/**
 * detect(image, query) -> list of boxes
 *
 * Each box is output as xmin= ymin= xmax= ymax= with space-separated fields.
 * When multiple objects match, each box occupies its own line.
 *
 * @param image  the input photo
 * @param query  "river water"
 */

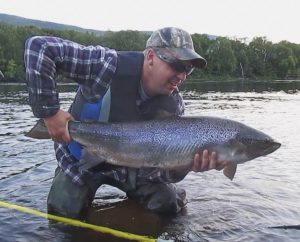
xmin=0 ymin=80 xmax=300 ymax=242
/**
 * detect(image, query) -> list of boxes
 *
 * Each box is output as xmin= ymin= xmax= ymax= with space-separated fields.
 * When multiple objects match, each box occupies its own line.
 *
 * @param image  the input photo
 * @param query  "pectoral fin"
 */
xmin=223 ymin=163 xmax=237 ymax=180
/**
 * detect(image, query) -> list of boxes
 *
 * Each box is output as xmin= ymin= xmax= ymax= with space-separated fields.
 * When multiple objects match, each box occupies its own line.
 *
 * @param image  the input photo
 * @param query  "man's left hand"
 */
xmin=192 ymin=150 xmax=228 ymax=172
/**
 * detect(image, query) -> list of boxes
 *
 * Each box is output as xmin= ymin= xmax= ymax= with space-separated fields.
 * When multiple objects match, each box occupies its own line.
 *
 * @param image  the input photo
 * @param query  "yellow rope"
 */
xmin=0 ymin=200 xmax=156 ymax=242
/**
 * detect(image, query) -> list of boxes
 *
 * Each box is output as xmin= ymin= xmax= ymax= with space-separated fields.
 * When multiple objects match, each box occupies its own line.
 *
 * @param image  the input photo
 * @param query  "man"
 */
xmin=24 ymin=27 xmax=228 ymax=219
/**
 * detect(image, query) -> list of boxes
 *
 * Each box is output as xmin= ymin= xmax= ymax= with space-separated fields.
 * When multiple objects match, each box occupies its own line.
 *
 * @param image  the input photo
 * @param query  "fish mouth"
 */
xmin=240 ymin=138 xmax=281 ymax=161
xmin=262 ymin=141 xmax=281 ymax=156
xmin=247 ymin=140 xmax=281 ymax=159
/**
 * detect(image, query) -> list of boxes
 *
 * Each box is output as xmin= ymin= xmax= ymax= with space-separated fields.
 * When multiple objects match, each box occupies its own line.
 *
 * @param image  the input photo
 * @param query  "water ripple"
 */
xmin=1 ymin=83 xmax=300 ymax=241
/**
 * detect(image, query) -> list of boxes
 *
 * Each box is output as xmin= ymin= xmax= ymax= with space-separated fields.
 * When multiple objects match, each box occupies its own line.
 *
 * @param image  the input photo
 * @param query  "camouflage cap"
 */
xmin=146 ymin=27 xmax=207 ymax=68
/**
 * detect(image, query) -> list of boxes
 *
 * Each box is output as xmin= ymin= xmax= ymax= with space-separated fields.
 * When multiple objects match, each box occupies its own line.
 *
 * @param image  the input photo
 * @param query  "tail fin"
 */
xmin=26 ymin=119 xmax=51 ymax=139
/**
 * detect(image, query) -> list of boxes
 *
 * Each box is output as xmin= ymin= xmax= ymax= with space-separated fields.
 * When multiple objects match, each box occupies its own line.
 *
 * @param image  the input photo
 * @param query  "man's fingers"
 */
xmin=200 ymin=150 xmax=209 ymax=170
xmin=57 ymin=131 xmax=71 ymax=144
xmin=62 ymin=131 xmax=71 ymax=144
xmin=192 ymin=151 xmax=229 ymax=173
xmin=49 ymin=129 xmax=71 ymax=144
xmin=192 ymin=153 xmax=201 ymax=171
xmin=208 ymin=151 xmax=217 ymax=170
xmin=64 ymin=118 xmax=72 ymax=143
xmin=44 ymin=110 xmax=73 ymax=144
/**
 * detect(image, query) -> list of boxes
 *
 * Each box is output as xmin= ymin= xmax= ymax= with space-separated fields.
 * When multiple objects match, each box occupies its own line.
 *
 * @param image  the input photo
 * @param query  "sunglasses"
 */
xmin=154 ymin=49 xmax=194 ymax=75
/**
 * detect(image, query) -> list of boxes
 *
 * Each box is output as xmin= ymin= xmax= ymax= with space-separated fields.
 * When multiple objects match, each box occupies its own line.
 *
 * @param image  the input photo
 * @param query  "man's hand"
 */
xmin=191 ymin=150 xmax=228 ymax=172
xmin=43 ymin=110 xmax=73 ymax=144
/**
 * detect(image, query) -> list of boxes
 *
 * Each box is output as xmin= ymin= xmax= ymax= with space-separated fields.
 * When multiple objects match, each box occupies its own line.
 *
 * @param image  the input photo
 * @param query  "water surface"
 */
xmin=0 ymin=80 xmax=300 ymax=241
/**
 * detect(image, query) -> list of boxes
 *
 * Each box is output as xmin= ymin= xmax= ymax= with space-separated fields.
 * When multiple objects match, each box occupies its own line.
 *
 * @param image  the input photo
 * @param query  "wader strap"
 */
xmin=98 ymin=87 xmax=111 ymax=123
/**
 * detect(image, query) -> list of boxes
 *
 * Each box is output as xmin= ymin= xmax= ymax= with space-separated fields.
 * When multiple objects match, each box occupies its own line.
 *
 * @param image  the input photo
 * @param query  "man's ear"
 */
xmin=145 ymin=48 xmax=155 ymax=66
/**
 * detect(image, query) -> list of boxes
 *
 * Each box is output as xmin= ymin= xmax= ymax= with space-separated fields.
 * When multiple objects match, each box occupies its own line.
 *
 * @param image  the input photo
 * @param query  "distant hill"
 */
xmin=0 ymin=13 xmax=105 ymax=36
xmin=0 ymin=13 xmax=217 ymax=40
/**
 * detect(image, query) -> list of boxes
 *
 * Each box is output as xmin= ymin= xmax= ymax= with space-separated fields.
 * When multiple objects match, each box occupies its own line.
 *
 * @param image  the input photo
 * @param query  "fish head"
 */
xmin=219 ymin=125 xmax=281 ymax=180
xmin=235 ymin=127 xmax=281 ymax=163
xmin=239 ymin=138 xmax=281 ymax=161
xmin=219 ymin=131 xmax=280 ymax=180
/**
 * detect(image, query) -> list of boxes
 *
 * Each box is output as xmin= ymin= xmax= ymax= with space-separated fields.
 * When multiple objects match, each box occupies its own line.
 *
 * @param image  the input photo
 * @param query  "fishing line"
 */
xmin=0 ymin=200 xmax=156 ymax=242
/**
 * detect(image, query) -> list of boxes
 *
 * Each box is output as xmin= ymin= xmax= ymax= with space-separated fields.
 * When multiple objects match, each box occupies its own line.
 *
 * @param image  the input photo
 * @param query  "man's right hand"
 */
xmin=43 ymin=110 xmax=73 ymax=144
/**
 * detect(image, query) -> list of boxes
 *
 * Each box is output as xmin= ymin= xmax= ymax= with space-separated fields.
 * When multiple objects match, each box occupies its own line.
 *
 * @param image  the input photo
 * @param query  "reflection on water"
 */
xmin=0 ymin=80 xmax=300 ymax=242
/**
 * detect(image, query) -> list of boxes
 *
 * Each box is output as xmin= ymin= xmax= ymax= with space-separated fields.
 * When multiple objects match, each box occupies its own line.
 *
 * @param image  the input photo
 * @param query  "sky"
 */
xmin=0 ymin=0 xmax=299 ymax=44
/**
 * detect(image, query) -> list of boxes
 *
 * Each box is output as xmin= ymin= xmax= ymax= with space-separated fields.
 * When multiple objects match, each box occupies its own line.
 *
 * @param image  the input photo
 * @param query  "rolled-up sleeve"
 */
xmin=24 ymin=36 xmax=117 ymax=118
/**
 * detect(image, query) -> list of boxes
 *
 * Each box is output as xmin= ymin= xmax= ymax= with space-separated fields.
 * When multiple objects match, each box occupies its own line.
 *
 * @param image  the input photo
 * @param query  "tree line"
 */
xmin=0 ymin=22 xmax=299 ymax=82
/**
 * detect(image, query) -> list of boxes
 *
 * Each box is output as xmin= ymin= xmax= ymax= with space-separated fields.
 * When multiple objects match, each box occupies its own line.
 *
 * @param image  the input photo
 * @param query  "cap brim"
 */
xmin=167 ymin=47 xmax=207 ymax=68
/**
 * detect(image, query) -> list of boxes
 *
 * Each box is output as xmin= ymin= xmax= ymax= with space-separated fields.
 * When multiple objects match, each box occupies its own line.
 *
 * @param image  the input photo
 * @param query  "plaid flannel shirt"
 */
xmin=25 ymin=36 xmax=188 ymax=185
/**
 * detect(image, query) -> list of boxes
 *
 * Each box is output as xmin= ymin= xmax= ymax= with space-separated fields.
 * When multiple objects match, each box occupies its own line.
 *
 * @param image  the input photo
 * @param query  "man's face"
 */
xmin=143 ymin=49 xmax=193 ymax=96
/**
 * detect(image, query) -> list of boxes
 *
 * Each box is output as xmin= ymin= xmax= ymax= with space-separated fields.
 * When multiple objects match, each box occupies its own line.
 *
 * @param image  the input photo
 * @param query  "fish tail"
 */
xmin=26 ymin=119 xmax=51 ymax=139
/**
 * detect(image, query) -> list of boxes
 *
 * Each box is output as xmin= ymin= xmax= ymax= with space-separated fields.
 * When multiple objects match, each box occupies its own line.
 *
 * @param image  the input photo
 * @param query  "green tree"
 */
xmin=1 ymin=21 xmax=300 ymax=82
xmin=247 ymin=37 xmax=274 ymax=79
xmin=190 ymin=34 xmax=213 ymax=79
xmin=270 ymin=41 xmax=297 ymax=79
xmin=4 ymin=59 xmax=17 ymax=79
xmin=206 ymin=37 xmax=237 ymax=77
xmin=102 ymin=30 xmax=147 ymax=50
xmin=231 ymin=39 xmax=250 ymax=79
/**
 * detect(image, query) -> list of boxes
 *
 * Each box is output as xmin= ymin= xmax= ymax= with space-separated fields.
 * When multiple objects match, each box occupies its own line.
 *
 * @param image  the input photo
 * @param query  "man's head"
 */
xmin=142 ymin=27 xmax=207 ymax=97
xmin=146 ymin=27 xmax=207 ymax=69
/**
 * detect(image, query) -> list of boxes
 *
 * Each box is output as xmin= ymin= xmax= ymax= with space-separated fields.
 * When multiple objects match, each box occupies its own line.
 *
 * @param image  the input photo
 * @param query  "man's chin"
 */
xmin=162 ymin=88 xmax=174 ymax=96
xmin=167 ymin=85 xmax=178 ymax=93
xmin=153 ymin=86 xmax=176 ymax=96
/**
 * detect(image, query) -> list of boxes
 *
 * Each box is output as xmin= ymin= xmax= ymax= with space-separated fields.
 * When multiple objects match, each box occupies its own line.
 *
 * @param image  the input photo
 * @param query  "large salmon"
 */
xmin=26 ymin=116 xmax=281 ymax=180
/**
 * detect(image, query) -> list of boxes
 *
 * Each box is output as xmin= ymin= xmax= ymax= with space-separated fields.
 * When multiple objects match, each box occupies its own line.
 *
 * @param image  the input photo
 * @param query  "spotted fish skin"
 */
xmin=26 ymin=116 xmax=281 ymax=178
